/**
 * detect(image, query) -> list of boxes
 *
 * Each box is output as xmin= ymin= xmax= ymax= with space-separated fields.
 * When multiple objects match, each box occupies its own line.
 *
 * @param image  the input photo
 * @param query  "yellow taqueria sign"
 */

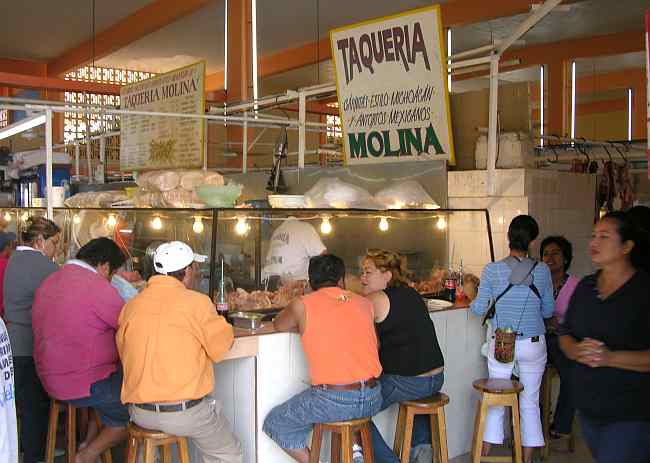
xmin=330 ymin=6 xmax=455 ymax=165
xmin=120 ymin=62 xmax=205 ymax=171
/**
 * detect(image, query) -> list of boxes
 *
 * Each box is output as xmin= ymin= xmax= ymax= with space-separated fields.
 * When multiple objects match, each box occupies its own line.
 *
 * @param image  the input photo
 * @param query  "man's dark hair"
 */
xmin=164 ymin=267 xmax=189 ymax=282
xmin=308 ymin=254 xmax=345 ymax=291
xmin=76 ymin=237 xmax=126 ymax=273
xmin=508 ymin=215 xmax=539 ymax=252
xmin=540 ymin=236 xmax=573 ymax=272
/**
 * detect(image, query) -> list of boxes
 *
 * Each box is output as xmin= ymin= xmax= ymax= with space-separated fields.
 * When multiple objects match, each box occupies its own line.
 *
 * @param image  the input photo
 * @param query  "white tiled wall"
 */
xmin=448 ymin=170 xmax=597 ymax=278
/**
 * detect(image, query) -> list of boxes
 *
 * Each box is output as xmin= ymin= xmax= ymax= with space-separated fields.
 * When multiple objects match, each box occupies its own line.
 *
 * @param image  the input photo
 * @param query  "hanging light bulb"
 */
xmin=3 ymin=212 xmax=11 ymax=222
xmin=106 ymin=214 xmax=117 ymax=228
xmin=21 ymin=212 xmax=29 ymax=222
xmin=320 ymin=217 xmax=332 ymax=235
xmin=235 ymin=217 xmax=249 ymax=236
xmin=73 ymin=214 xmax=81 ymax=224
xmin=378 ymin=217 xmax=389 ymax=232
xmin=436 ymin=216 xmax=447 ymax=230
xmin=193 ymin=216 xmax=205 ymax=234
xmin=151 ymin=216 xmax=163 ymax=230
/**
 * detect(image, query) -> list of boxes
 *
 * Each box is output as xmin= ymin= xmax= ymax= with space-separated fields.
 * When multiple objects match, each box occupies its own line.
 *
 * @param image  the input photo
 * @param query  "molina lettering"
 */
xmin=337 ymin=21 xmax=432 ymax=84
xmin=348 ymin=125 xmax=445 ymax=159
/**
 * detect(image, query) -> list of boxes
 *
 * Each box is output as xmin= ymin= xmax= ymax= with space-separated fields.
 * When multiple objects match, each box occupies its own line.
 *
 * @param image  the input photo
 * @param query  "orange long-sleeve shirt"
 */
xmin=116 ymin=276 xmax=234 ymax=404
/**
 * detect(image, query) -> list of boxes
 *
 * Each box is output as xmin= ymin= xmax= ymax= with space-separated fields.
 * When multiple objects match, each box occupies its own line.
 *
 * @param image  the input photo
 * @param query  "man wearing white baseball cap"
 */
xmin=117 ymin=241 xmax=242 ymax=463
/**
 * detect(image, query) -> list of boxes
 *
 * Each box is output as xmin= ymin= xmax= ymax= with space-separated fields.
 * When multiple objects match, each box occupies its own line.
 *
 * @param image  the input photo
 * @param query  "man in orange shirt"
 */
xmin=263 ymin=254 xmax=382 ymax=463
xmin=116 ymin=241 xmax=242 ymax=463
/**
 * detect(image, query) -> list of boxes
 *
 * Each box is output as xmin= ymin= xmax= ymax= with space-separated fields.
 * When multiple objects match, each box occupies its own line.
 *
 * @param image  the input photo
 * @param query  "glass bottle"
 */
xmin=216 ymin=258 xmax=230 ymax=316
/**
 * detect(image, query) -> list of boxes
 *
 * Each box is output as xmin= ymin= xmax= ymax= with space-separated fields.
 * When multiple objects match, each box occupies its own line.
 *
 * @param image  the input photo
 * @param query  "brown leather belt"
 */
xmin=319 ymin=378 xmax=378 ymax=391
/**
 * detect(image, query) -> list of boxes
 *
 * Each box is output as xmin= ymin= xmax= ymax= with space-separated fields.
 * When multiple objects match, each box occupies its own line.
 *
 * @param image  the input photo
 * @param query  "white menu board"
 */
xmin=120 ymin=62 xmax=205 ymax=171
xmin=330 ymin=6 xmax=454 ymax=165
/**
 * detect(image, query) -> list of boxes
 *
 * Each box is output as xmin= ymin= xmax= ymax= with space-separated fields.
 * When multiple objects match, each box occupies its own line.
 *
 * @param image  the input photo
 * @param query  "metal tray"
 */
xmin=228 ymin=311 xmax=266 ymax=330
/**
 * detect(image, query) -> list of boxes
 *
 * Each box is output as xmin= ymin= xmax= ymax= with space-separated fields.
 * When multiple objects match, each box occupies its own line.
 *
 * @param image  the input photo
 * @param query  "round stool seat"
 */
xmin=473 ymin=378 xmax=523 ymax=394
xmin=127 ymin=422 xmax=176 ymax=440
xmin=320 ymin=417 xmax=371 ymax=428
xmin=402 ymin=393 xmax=450 ymax=409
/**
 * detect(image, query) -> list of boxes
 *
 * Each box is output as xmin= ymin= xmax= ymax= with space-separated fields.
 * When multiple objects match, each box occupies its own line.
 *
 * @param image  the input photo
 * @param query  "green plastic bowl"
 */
xmin=195 ymin=183 xmax=243 ymax=207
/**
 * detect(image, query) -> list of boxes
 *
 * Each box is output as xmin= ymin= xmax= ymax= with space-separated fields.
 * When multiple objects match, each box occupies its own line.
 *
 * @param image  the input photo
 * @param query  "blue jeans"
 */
xmin=371 ymin=372 xmax=444 ymax=463
xmin=578 ymin=413 xmax=650 ymax=463
xmin=67 ymin=369 xmax=129 ymax=427
xmin=263 ymin=383 xmax=382 ymax=450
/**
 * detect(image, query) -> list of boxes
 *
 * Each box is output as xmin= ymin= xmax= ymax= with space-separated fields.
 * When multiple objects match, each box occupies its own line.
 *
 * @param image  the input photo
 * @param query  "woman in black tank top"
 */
xmin=360 ymin=250 xmax=445 ymax=462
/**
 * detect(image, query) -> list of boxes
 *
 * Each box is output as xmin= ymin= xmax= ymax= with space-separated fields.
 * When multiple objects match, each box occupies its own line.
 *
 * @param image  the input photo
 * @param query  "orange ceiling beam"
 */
xmin=0 ymin=58 xmax=47 ymax=77
xmin=576 ymin=98 xmax=627 ymax=115
xmin=0 ymin=71 xmax=120 ymax=95
xmin=203 ymin=0 xmax=591 ymax=91
xmin=529 ymin=68 xmax=646 ymax=100
xmin=454 ymin=30 xmax=644 ymax=82
xmin=531 ymin=98 xmax=628 ymax=119
xmin=47 ymin=0 xmax=215 ymax=77
xmin=501 ymin=30 xmax=644 ymax=67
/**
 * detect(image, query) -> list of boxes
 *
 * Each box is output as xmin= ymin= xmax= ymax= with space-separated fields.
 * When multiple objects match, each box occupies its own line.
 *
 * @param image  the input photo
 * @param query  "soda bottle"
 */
xmin=216 ymin=258 xmax=229 ymax=316
xmin=444 ymin=264 xmax=456 ymax=303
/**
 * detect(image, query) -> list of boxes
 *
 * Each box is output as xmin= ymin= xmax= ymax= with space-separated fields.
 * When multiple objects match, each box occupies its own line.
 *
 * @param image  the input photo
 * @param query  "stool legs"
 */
xmin=45 ymin=400 xmax=60 ymax=463
xmin=511 ymin=397 xmax=523 ymax=463
xmin=309 ymin=425 xmax=323 ymax=463
xmin=393 ymin=405 xmax=407 ymax=457
xmin=471 ymin=399 xmax=489 ymax=463
xmin=431 ymin=408 xmax=449 ymax=463
xmin=331 ymin=432 xmax=342 ymax=463
xmin=359 ymin=425 xmax=374 ymax=463
xmin=471 ymin=393 xmax=523 ymax=463
xmin=126 ymin=435 xmax=138 ymax=463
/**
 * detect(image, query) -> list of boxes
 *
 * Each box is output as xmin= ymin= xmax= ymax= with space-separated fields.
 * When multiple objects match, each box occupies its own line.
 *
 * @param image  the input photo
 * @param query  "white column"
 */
xmin=45 ymin=109 xmax=53 ymax=220
xmin=242 ymin=112 xmax=248 ymax=174
xmin=487 ymin=54 xmax=499 ymax=197
xmin=298 ymin=91 xmax=306 ymax=169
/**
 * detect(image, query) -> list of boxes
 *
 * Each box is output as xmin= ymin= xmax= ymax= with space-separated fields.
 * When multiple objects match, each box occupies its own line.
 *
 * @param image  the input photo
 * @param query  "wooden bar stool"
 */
xmin=540 ymin=365 xmax=575 ymax=460
xmin=45 ymin=400 xmax=113 ymax=463
xmin=310 ymin=417 xmax=374 ymax=463
xmin=126 ymin=422 xmax=191 ymax=463
xmin=393 ymin=393 xmax=450 ymax=463
xmin=471 ymin=379 xmax=524 ymax=463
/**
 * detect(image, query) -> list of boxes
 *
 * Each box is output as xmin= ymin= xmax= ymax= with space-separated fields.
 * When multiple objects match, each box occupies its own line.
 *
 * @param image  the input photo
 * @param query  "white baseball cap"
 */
xmin=153 ymin=241 xmax=208 ymax=275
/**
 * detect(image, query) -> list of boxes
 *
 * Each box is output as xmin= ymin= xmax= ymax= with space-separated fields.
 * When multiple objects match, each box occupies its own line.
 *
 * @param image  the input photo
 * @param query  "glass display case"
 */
xmin=3 ymin=207 xmax=494 ymax=303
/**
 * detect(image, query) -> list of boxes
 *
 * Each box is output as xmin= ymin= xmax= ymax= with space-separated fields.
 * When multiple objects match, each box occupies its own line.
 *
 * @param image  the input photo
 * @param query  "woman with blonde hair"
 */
xmin=361 ymin=249 xmax=444 ymax=463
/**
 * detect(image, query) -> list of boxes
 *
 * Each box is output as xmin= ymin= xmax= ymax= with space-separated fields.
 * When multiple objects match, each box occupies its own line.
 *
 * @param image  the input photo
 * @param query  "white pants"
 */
xmin=484 ymin=335 xmax=547 ymax=448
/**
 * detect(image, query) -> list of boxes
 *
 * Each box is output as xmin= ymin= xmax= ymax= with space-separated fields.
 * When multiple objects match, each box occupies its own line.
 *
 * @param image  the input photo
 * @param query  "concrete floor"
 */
xmin=450 ymin=432 xmax=594 ymax=463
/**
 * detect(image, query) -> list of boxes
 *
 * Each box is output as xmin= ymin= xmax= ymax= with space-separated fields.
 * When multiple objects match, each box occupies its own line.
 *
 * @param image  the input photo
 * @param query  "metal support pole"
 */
xmin=45 ymin=109 xmax=53 ymax=220
xmin=99 ymin=136 xmax=106 ymax=184
xmin=86 ymin=123 xmax=92 ymax=183
xmin=487 ymin=54 xmax=499 ymax=197
xmin=74 ymin=144 xmax=80 ymax=179
xmin=298 ymin=91 xmax=306 ymax=169
xmin=242 ymin=112 xmax=248 ymax=174
xmin=203 ymin=120 xmax=208 ymax=171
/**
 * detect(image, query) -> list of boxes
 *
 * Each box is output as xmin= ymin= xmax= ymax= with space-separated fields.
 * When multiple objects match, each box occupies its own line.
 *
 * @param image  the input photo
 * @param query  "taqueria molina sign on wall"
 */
xmin=120 ymin=62 xmax=205 ymax=171
xmin=330 ymin=5 xmax=455 ymax=165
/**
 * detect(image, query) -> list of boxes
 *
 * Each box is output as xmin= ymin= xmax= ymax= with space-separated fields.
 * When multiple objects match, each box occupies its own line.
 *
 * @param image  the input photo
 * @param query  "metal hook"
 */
xmin=603 ymin=145 xmax=613 ymax=162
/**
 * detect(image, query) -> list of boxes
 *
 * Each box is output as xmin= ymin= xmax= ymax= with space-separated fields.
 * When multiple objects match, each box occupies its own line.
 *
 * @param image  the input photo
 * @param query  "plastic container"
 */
xmin=195 ymin=183 xmax=243 ymax=207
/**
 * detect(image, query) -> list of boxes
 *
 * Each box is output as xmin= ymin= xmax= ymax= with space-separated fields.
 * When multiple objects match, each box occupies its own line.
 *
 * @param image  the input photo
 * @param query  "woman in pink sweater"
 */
xmin=541 ymin=236 xmax=580 ymax=437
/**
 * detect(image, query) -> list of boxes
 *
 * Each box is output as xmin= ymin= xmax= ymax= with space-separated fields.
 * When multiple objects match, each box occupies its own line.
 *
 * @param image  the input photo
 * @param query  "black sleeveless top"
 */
xmin=375 ymin=286 xmax=444 ymax=376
